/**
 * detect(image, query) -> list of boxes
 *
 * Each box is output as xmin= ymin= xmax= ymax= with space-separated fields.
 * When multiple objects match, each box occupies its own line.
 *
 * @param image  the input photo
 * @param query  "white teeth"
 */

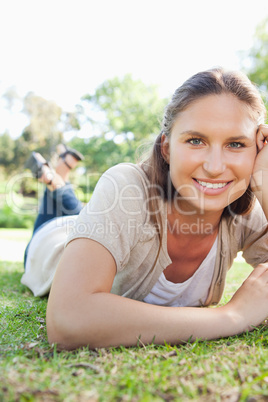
xmin=196 ymin=179 xmax=228 ymax=189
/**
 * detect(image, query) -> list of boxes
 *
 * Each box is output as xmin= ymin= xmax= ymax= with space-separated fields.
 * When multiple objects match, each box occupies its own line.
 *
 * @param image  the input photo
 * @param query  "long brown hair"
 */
xmin=141 ymin=68 xmax=266 ymax=240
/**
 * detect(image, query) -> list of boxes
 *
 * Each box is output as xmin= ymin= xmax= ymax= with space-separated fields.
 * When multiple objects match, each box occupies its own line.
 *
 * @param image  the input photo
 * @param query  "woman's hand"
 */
xmin=250 ymin=124 xmax=268 ymax=219
xmin=225 ymin=264 xmax=268 ymax=331
xmin=251 ymin=124 xmax=268 ymax=189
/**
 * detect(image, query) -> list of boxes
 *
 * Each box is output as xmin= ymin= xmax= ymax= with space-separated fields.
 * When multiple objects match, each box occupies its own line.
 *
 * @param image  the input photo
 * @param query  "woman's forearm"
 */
xmin=46 ymin=243 xmax=268 ymax=350
xmin=252 ymin=170 xmax=268 ymax=221
xmin=47 ymin=291 xmax=246 ymax=350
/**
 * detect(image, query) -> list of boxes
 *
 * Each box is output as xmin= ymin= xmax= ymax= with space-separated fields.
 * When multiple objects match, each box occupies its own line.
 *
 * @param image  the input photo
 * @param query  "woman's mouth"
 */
xmin=195 ymin=179 xmax=230 ymax=189
xmin=193 ymin=178 xmax=233 ymax=194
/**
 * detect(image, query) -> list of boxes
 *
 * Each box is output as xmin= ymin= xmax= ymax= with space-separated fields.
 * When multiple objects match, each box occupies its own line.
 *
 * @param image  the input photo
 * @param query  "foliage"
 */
xmin=20 ymin=93 xmax=63 ymax=160
xmin=1 ymin=75 xmax=167 ymax=183
xmin=0 ymin=204 xmax=35 ymax=228
xmin=0 ymin=93 xmax=81 ymax=173
xmin=243 ymin=17 xmax=268 ymax=123
xmin=245 ymin=18 xmax=268 ymax=90
xmin=0 ymin=180 xmax=37 ymax=228
xmin=69 ymin=135 xmax=145 ymax=180
xmin=61 ymin=109 xmax=81 ymax=131
xmin=83 ymin=74 xmax=166 ymax=140
xmin=82 ymin=74 xmax=167 ymax=163
xmin=0 ymin=133 xmax=15 ymax=172
xmin=65 ymin=75 xmax=167 ymax=176
xmin=1 ymin=251 xmax=268 ymax=401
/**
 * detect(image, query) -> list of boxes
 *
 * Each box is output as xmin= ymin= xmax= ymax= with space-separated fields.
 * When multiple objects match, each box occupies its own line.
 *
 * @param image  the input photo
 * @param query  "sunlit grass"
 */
xmin=0 ymin=231 xmax=268 ymax=401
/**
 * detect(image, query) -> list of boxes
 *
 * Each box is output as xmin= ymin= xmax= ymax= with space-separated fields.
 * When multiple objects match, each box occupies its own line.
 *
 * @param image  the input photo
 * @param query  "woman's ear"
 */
xmin=161 ymin=134 xmax=170 ymax=163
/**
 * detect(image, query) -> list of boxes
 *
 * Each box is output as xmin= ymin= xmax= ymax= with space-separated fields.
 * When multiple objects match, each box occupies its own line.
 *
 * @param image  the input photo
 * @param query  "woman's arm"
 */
xmin=46 ymin=239 xmax=268 ymax=350
xmin=251 ymin=124 xmax=268 ymax=219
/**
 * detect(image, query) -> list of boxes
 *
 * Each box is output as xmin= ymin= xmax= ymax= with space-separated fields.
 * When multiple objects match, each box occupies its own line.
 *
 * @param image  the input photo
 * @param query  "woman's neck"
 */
xmin=166 ymin=202 xmax=223 ymax=239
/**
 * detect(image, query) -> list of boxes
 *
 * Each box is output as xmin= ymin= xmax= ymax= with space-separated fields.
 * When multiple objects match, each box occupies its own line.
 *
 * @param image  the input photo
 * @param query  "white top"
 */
xmin=21 ymin=215 xmax=78 ymax=296
xmin=143 ymin=237 xmax=218 ymax=307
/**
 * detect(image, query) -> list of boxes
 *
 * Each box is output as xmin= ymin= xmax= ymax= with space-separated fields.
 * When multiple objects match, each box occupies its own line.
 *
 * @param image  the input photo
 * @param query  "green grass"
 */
xmin=1 ymin=233 xmax=268 ymax=401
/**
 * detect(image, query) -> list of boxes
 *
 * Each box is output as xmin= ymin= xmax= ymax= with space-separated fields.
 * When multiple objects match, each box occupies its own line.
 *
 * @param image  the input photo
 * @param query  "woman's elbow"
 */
xmin=46 ymin=302 xmax=94 ymax=350
xmin=46 ymin=309 xmax=76 ymax=350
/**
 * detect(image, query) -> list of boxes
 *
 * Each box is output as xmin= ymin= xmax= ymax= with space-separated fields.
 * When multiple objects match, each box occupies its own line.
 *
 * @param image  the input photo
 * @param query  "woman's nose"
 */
xmin=203 ymin=147 xmax=226 ymax=176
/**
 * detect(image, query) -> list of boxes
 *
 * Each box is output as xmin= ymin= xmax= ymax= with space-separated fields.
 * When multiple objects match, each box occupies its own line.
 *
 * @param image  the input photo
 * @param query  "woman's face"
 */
xmin=162 ymin=94 xmax=258 ymax=215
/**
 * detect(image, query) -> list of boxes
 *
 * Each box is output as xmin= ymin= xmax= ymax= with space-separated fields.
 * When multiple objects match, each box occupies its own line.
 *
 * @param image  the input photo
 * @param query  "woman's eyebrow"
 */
xmin=179 ymin=130 xmax=207 ymax=138
xmin=227 ymin=135 xmax=253 ymax=141
xmin=179 ymin=131 xmax=252 ymax=142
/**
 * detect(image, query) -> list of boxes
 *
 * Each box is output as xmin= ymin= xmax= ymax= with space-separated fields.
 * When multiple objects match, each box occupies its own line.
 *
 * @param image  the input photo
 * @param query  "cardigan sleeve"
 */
xmin=240 ymin=200 xmax=268 ymax=267
xmin=65 ymin=163 xmax=154 ymax=272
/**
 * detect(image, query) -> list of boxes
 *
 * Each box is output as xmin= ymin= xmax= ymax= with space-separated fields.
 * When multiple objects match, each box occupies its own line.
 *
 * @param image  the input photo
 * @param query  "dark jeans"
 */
xmin=24 ymin=184 xmax=83 ymax=267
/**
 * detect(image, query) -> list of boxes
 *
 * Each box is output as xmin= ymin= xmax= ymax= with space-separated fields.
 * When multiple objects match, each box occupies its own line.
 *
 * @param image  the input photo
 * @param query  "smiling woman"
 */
xmin=21 ymin=68 xmax=268 ymax=350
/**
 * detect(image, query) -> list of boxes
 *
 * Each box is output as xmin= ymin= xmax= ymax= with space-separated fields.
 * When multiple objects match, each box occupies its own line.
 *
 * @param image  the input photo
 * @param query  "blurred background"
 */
xmin=1 ymin=0 xmax=268 ymax=229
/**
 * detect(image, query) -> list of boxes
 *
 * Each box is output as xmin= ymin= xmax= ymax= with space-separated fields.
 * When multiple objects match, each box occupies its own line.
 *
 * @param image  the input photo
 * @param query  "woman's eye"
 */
xmin=228 ymin=142 xmax=244 ymax=148
xmin=188 ymin=138 xmax=203 ymax=145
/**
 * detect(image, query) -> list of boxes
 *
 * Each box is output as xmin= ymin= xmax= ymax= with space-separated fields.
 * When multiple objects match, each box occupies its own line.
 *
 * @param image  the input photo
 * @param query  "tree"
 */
xmin=11 ymin=93 xmax=82 ymax=169
xmin=0 ymin=132 xmax=15 ymax=172
xmin=2 ymin=86 xmax=21 ymax=111
xmin=66 ymin=75 xmax=168 ymax=184
xmin=21 ymin=92 xmax=63 ymax=158
xmin=70 ymin=135 xmax=133 ymax=173
xmin=82 ymin=74 xmax=167 ymax=158
xmin=68 ymin=75 xmax=167 ymax=177
xmin=243 ymin=17 xmax=268 ymax=96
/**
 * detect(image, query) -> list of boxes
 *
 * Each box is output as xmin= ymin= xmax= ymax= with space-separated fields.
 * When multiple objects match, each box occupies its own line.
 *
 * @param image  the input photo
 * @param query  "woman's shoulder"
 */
xmin=105 ymin=163 xmax=148 ymax=180
xmin=220 ymin=199 xmax=267 ymax=241
xmin=99 ymin=163 xmax=150 ymax=190
xmin=237 ymin=200 xmax=267 ymax=232
xmin=83 ymin=163 xmax=151 ymax=216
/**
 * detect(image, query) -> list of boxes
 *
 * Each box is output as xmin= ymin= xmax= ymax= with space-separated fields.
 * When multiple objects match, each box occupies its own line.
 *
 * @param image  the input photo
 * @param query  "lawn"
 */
xmin=0 ymin=229 xmax=268 ymax=401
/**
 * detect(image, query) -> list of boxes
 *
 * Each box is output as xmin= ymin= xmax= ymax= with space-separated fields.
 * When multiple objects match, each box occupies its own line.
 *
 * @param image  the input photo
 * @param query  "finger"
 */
xmin=247 ymin=264 xmax=268 ymax=280
xmin=259 ymin=264 xmax=268 ymax=281
xmin=256 ymin=125 xmax=268 ymax=152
